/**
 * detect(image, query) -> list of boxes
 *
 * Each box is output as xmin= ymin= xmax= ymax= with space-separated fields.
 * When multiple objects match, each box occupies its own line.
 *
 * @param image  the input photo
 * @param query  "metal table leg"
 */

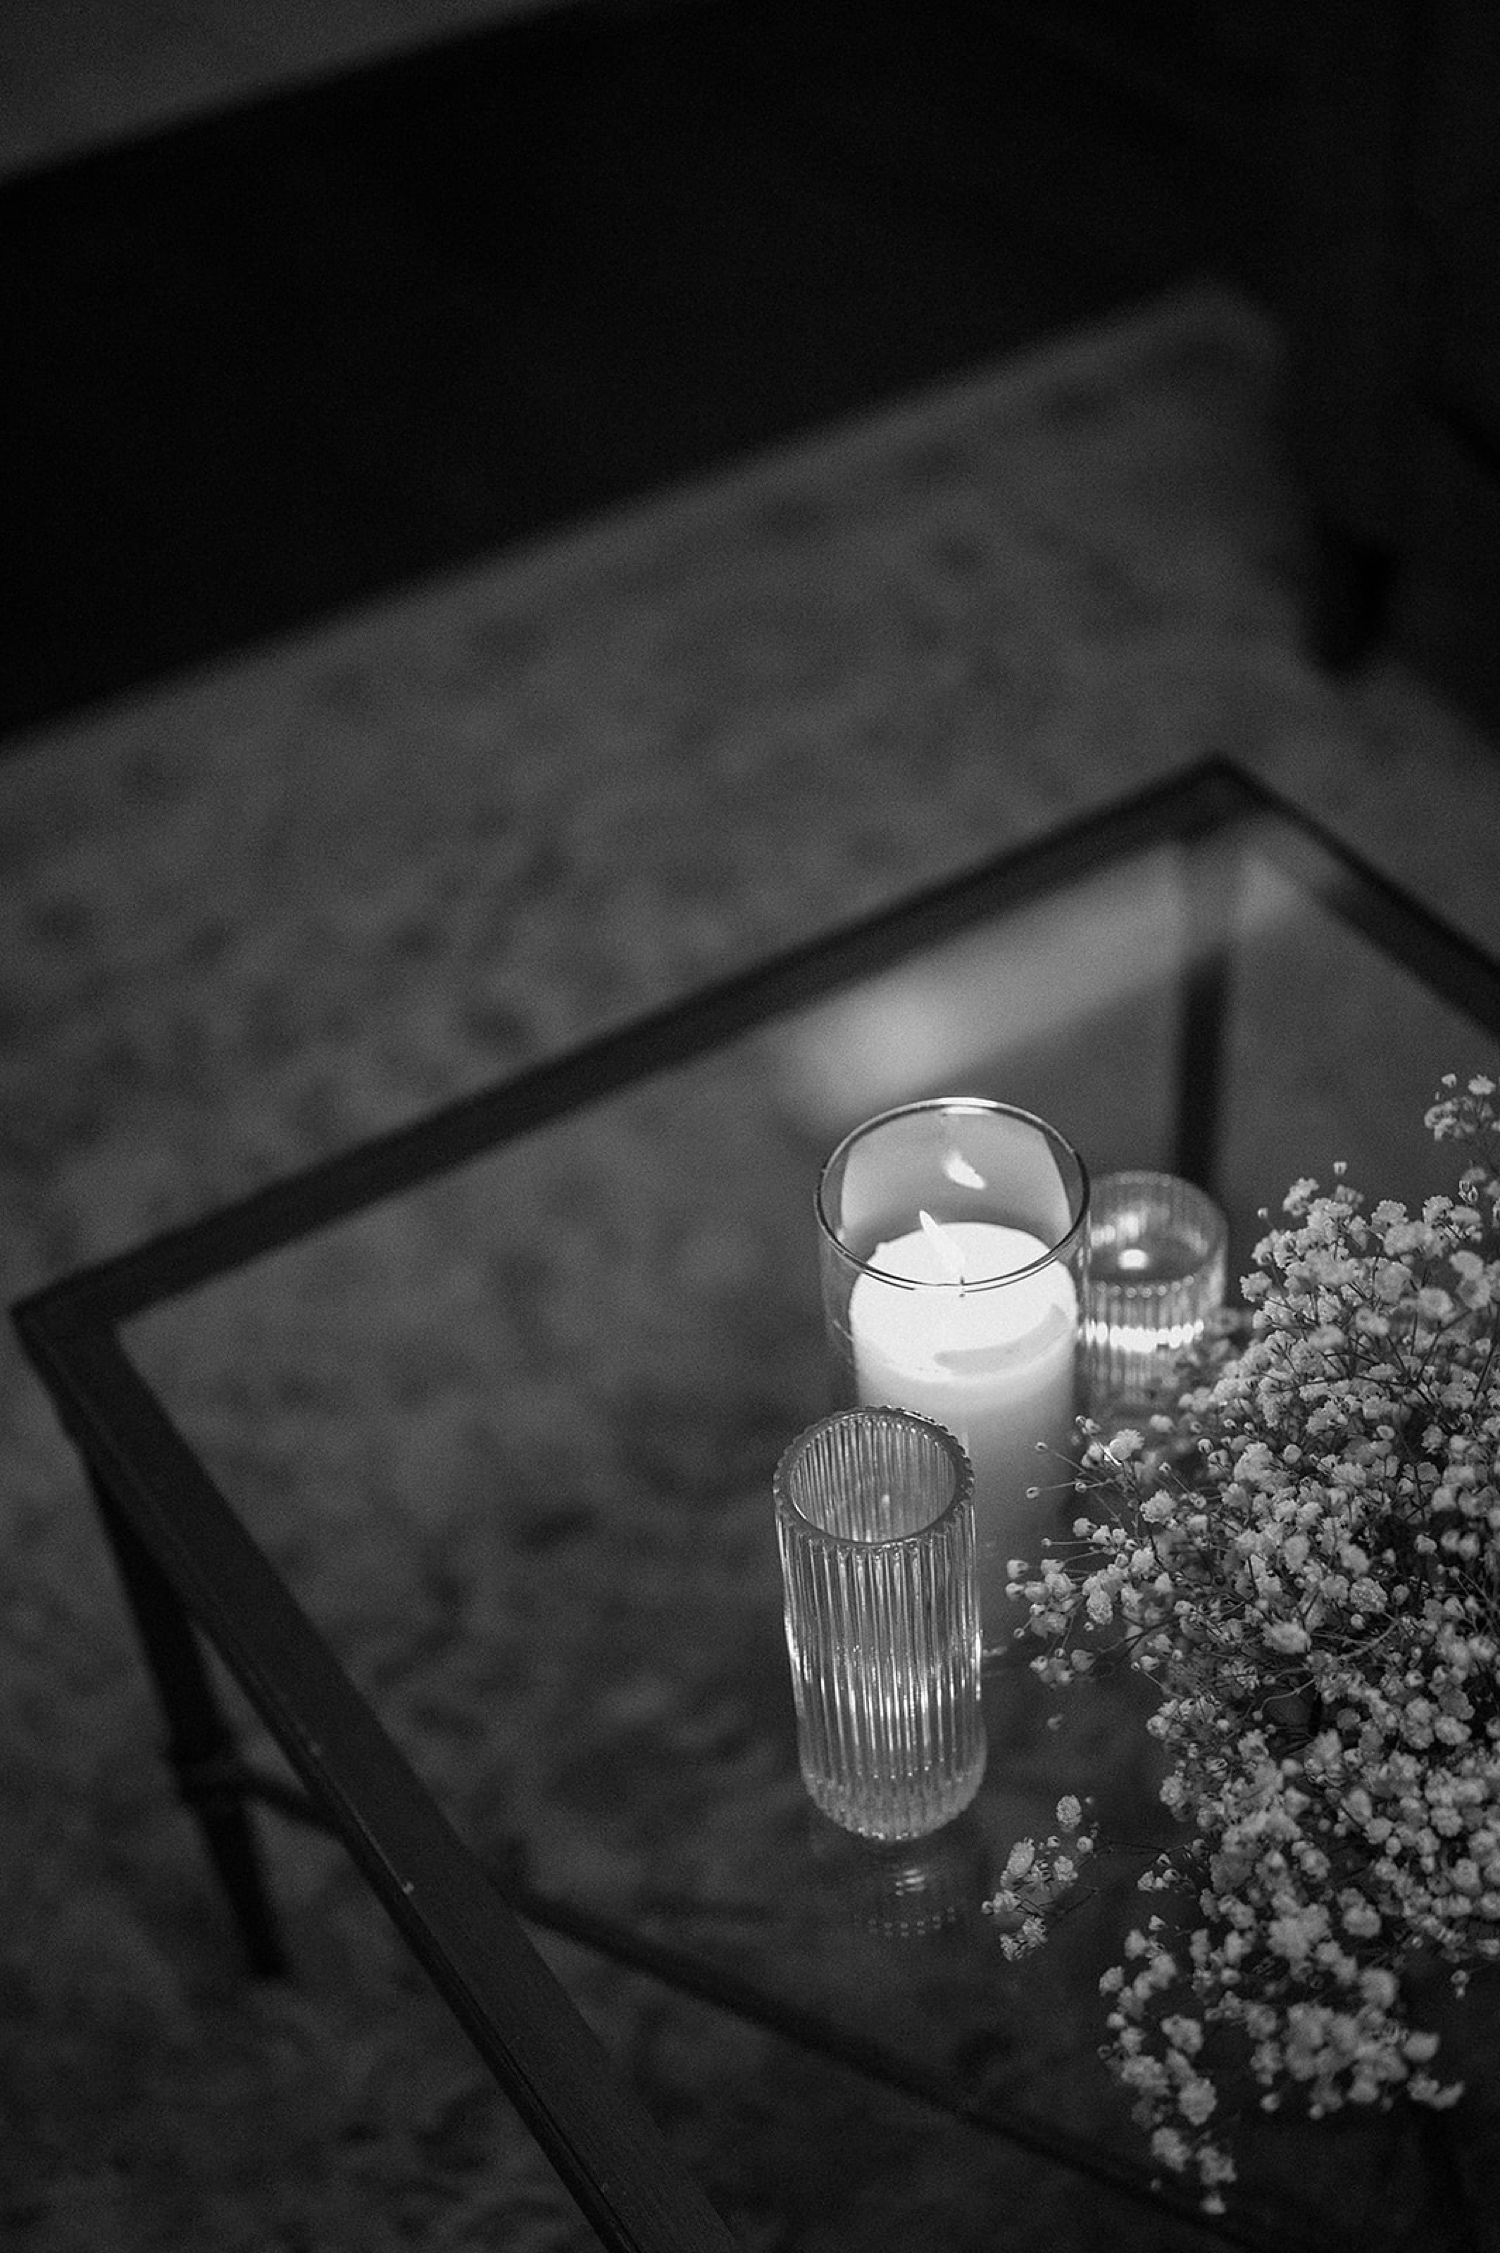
xmin=88 ymin=1461 xmax=290 ymax=1977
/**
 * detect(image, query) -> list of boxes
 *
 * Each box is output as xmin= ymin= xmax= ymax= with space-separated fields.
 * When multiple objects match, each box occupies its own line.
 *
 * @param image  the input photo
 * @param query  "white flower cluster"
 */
xmin=985 ymin=1793 xmax=1094 ymax=1959
xmin=995 ymin=1076 xmax=1500 ymax=2210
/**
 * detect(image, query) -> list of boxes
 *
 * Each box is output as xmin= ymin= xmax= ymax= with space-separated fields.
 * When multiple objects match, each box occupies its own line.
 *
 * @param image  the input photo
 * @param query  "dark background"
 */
xmin=4 ymin=0 xmax=1295 ymax=746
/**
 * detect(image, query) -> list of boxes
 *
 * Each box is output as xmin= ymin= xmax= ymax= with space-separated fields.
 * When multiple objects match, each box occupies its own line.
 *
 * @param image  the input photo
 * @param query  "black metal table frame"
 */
xmin=16 ymin=759 xmax=1500 ymax=2253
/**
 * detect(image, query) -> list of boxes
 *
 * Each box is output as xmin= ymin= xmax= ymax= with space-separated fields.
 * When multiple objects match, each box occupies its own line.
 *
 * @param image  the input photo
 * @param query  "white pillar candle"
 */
xmin=848 ymin=1215 xmax=1077 ymax=1626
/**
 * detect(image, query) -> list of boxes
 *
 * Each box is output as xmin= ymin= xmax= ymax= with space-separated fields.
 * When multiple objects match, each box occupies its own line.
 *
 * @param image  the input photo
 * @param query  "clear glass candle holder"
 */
xmin=1083 ymin=1170 xmax=1228 ymax=1429
xmin=816 ymin=1100 xmax=1089 ymax=1636
xmin=774 ymin=1407 xmax=986 ymax=1841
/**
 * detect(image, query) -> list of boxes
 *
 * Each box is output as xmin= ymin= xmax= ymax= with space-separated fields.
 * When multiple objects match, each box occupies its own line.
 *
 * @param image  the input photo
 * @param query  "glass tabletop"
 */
xmin=21 ymin=763 xmax=1500 ymax=2253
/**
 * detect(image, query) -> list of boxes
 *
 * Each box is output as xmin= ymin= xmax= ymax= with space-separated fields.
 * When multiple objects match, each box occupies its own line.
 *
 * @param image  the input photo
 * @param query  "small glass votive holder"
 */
xmin=816 ymin=1099 xmax=1089 ymax=1633
xmin=1083 ymin=1170 xmax=1228 ymax=1429
xmin=774 ymin=1407 xmax=986 ymax=1842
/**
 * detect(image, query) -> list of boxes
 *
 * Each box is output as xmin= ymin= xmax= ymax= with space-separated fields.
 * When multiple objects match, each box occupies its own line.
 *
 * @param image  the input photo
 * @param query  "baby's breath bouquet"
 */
xmin=997 ymin=1075 xmax=1500 ymax=2209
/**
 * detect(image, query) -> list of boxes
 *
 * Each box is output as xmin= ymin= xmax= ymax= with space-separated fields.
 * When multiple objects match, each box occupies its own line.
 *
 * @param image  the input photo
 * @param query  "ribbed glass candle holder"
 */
xmin=1083 ymin=1170 xmax=1228 ymax=1428
xmin=774 ymin=1407 xmax=985 ymax=1841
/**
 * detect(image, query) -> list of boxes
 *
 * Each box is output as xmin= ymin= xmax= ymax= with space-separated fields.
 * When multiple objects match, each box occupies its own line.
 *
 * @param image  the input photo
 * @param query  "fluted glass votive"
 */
xmin=774 ymin=1407 xmax=986 ymax=1841
xmin=816 ymin=1100 xmax=1088 ymax=1634
xmin=1083 ymin=1170 xmax=1228 ymax=1429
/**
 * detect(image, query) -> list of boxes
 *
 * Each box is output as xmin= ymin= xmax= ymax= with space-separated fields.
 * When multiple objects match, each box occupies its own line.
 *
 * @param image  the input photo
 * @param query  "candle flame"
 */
xmin=918 ymin=1208 xmax=968 ymax=1285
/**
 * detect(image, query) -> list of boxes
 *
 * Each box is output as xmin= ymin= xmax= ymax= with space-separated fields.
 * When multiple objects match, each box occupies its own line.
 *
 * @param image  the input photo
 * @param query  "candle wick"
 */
xmin=918 ymin=1208 xmax=968 ymax=1287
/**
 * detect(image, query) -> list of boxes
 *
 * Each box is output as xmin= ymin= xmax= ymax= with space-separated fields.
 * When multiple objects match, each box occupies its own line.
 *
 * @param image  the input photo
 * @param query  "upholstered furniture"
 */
xmin=1282 ymin=2 xmax=1500 ymax=722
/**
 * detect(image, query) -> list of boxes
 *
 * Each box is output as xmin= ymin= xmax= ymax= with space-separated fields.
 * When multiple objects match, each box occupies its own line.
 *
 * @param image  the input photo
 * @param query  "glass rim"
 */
xmin=814 ymin=1096 xmax=1091 ymax=1290
xmin=773 ymin=1406 xmax=974 ymax=1549
xmin=1089 ymin=1168 xmax=1227 ymax=1235
xmin=1086 ymin=1168 xmax=1228 ymax=1292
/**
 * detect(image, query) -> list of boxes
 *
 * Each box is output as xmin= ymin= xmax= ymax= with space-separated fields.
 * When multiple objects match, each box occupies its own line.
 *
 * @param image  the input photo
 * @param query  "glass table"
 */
xmin=15 ymin=760 xmax=1500 ymax=2253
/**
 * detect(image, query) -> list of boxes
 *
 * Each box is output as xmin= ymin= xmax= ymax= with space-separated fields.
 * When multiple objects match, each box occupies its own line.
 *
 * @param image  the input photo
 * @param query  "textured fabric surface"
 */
xmin=4 ymin=285 xmax=1500 ymax=2252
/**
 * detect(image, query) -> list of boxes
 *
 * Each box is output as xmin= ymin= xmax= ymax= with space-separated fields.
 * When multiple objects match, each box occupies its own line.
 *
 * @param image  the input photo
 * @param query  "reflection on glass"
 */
xmin=805 ymin=1806 xmax=993 ymax=1942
